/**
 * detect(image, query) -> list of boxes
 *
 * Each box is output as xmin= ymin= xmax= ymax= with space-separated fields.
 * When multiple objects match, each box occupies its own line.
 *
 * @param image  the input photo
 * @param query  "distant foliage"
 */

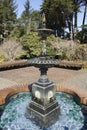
xmin=20 ymin=32 xmax=42 ymax=57
xmin=20 ymin=32 xmax=87 ymax=61
xmin=75 ymin=27 xmax=87 ymax=43
xmin=74 ymin=44 xmax=87 ymax=60
xmin=0 ymin=0 xmax=17 ymax=40
xmin=20 ymin=33 xmax=60 ymax=57
xmin=9 ymin=25 xmax=25 ymax=40
xmin=46 ymin=35 xmax=62 ymax=56
xmin=0 ymin=39 xmax=24 ymax=61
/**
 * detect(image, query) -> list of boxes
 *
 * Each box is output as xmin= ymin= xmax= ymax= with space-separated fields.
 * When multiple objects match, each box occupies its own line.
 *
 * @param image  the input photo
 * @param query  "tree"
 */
xmin=21 ymin=0 xmax=31 ymax=34
xmin=41 ymin=0 xmax=74 ymax=38
xmin=30 ymin=10 xmax=42 ymax=31
xmin=0 ymin=0 xmax=17 ymax=42
xmin=82 ymin=0 xmax=87 ymax=26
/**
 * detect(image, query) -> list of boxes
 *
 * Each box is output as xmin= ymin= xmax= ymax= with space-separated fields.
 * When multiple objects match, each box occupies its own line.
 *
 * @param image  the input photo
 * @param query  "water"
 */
xmin=0 ymin=92 xmax=84 ymax=130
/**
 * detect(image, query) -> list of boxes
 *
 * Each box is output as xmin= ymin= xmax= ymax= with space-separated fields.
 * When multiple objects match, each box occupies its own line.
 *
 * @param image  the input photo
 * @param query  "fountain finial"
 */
xmin=42 ymin=13 xmax=46 ymax=28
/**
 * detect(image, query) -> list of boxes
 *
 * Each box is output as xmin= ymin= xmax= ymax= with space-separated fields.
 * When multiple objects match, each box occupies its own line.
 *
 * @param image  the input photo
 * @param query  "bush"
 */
xmin=74 ymin=45 xmax=87 ymax=60
xmin=46 ymin=35 xmax=62 ymax=56
xmin=20 ymin=32 xmax=42 ymax=57
xmin=9 ymin=25 xmax=25 ymax=40
xmin=20 ymin=33 xmax=60 ymax=57
xmin=76 ymin=27 xmax=87 ymax=43
xmin=0 ymin=39 xmax=24 ymax=61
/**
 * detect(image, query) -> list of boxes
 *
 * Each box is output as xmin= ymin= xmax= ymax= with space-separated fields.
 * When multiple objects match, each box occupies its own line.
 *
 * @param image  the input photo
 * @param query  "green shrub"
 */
xmin=20 ymin=33 xmax=60 ymax=57
xmin=46 ymin=35 xmax=62 ymax=56
xmin=47 ymin=35 xmax=62 ymax=44
xmin=9 ymin=25 xmax=25 ymax=40
xmin=76 ymin=27 xmax=87 ymax=43
xmin=20 ymin=32 xmax=42 ymax=57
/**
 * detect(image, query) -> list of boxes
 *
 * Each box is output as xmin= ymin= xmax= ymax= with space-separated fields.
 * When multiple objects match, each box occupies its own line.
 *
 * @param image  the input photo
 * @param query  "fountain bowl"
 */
xmin=0 ymin=84 xmax=87 ymax=130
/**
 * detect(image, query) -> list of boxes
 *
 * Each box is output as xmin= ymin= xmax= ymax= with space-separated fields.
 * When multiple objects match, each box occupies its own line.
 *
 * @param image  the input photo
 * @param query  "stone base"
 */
xmin=27 ymin=100 xmax=60 ymax=128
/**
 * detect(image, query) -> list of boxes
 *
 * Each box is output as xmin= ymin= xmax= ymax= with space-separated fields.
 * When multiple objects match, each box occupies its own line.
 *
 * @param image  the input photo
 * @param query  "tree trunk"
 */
xmin=82 ymin=5 xmax=86 ymax=26
xmin=74 ymin=11 xmax=77 ymax=38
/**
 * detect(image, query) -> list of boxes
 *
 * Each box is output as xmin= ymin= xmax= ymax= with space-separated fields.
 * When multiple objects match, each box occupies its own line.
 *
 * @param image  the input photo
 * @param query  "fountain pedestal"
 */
xmin=28 ymin=65 xmax=60 ymax=127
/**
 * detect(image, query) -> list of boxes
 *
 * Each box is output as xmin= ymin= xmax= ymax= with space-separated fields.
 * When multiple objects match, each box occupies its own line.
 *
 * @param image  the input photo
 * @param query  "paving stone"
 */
xmin=0 ymin=66 xmax=87 ymax=105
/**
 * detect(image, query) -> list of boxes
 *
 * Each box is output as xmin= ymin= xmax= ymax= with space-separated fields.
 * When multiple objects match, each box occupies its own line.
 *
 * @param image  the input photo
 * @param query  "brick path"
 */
xmin=0 ymin=67 xmax=87 ymax=105
xmin=0 ymin=66 xmax=87 ymax=89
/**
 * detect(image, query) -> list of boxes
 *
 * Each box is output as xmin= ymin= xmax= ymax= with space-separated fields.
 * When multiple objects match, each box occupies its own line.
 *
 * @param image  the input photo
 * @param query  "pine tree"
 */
xmin=21 ymin=0 xmax=31 ymax=34
xmin=30 ymin=10 xmax=41 ymax=31
xmin=41 ymin=0 xmax=73 ymax=38
xmin=0 ymin=0 xmax=17 ymax=42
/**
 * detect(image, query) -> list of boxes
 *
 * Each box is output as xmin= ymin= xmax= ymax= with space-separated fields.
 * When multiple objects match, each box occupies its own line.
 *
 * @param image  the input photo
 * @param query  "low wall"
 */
xmin=0 ymin=83 xmax=87 ymax=106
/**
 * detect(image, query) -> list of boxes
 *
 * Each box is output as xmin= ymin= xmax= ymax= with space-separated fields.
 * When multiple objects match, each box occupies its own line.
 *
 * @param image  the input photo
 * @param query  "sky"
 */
xmin=78 ymin=6 xmax=87 ymax=29
xmin=16 ymin=0 xmax=42 ymax=17
xmin=16 ymin=0 xmax=87 ymax=28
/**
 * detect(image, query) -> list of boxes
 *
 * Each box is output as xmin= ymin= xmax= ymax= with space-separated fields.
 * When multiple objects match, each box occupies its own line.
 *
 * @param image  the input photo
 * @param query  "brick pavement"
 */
xmin=0 ymin=66 xmax=86 ymax=85
xmin=0 ymin=78 xmax=17 ymax=90
xmin=0 ymin=67 xmax=87 ymax=105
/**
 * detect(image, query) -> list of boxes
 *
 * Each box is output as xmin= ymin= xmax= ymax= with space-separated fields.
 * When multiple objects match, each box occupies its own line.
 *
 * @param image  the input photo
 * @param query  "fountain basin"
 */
xmin=0 ymin=91 xmax=84 ymax=130
xmin=0 ymin=84 xmax=87 ymax=130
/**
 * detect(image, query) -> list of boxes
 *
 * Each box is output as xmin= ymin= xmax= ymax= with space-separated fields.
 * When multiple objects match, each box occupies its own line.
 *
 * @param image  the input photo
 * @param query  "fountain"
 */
xmin=27 ymin=13 xmax=60 ymax=128
xmin=0 ymin=13 xmax=86 ymax=130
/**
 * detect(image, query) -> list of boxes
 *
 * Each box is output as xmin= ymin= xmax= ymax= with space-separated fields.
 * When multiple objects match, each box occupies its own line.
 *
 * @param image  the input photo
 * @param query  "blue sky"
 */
xmin=16 ymin=0 xmax=86 ymax=28
xmin=78 ymin=6 xmax=87 ymax=29
xmin=16 ymin=0 xmax=42 ymax=17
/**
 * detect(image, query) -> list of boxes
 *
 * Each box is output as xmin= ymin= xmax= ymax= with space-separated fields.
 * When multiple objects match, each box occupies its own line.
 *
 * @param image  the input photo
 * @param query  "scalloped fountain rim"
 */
xmin=0 ymin=83 xmax=87 ymax=107
xmin=0 ymin=84 xmax=87 ymax=130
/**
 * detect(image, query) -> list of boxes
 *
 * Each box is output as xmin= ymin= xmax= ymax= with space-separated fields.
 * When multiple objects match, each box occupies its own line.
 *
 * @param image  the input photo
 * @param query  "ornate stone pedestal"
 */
xmin=27 ymin=66 xmax=60 ymax=128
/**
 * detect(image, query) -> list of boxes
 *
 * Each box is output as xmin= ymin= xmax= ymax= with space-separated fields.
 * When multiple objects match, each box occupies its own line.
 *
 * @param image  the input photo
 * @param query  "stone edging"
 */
xmin=0 ymin=83 xmax=87 ymax=106
xmin=56 ymin=84 xmax=87 ymax=105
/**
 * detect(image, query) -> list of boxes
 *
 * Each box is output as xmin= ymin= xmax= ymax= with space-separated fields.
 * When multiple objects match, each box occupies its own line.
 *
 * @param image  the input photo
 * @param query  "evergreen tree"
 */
xmin=30 ymin=10 xmax=42 ymax=31
xmin=41 ymin=0 xmax=74 ymax=38
xmin=21 ymin=0 xmax=31 ymax=34
xmin=72 ymin=0 xmax=87 ymax=38
xmin=0 ymin=0 xmax=17 ymax=42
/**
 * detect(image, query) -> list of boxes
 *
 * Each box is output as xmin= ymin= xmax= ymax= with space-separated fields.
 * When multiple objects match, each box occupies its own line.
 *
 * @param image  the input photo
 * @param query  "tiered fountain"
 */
xmin=27 ymin=13 xmax=60 ymax=127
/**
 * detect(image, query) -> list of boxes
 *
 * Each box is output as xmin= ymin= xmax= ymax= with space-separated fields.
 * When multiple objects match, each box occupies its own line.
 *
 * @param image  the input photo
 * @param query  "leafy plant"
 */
xmin=20 ymin=32 xmax=42 ymax=57
xmin=74 ymin=45 xmax=87 ymax=60
xmin=76 ymin=26 xmax=87 ymax=43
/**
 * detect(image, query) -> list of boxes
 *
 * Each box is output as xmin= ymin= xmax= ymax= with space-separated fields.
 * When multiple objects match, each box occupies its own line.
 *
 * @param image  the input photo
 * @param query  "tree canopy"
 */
xmin=0 ymin=0 xmax=17 ymax=40
xmin=0 ymin=0 xmax=86 ymax=42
